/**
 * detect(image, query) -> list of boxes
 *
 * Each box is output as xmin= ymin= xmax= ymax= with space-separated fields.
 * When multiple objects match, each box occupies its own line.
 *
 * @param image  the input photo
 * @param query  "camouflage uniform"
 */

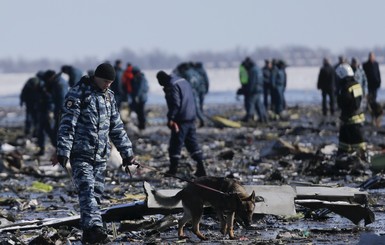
xmin=57 ymin=76 xmax=133 ymax=229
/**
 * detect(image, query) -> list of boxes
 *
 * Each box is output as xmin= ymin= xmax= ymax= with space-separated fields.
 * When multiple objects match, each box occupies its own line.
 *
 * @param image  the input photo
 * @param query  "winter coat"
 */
xmin=246 ymin=65 xmax=263 ymax=94
xmin=56 ymin=76 xmax=133 ymax=161
xmin=239 ymin=64 xmax=249 ymax=85
xmin=131 ymin=72 xmax=149 ymax=103
xmin=66 ymin=66 xmax=83 ymax=87
xmin=163 ymin=75 xmax=196 ymax=122
xmin=363 ymin=60 xmax=381 ymax=90
xmin=122 ymin=66 xmax=134 ymax=94
xmin=263 ymin=66 xmax=271 ymax=86
xmin=337 ymin=77 xmax=364 ymax=122
xmin=195 ymin=65 xmax=209 ymax=94
xmin=353 ymin=67 xmax=368 ymax=96
xmin=110 ymin=66 xmax=124 ymax=97
xmin=317 ymin=63 xmax=336 ymax=93
xmin=20 ymin=77 xmax=40 ymax=107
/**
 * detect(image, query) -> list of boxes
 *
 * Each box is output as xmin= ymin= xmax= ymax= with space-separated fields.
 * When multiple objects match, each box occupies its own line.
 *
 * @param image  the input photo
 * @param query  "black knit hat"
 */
xmin=156 ymin=70 xmax=171 ymax=86
xmin=94 ymin=63 xmax=116 ymax=81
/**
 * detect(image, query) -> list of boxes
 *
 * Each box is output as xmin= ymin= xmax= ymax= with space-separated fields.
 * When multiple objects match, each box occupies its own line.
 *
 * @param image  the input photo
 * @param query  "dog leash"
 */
xmin=126 ymin=161 xmax=229 ymax=196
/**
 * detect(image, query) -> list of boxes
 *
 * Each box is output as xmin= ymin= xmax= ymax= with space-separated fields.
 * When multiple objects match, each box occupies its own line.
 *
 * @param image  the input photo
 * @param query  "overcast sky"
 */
xmin=1 ymin=0 xmax=384 ymax=62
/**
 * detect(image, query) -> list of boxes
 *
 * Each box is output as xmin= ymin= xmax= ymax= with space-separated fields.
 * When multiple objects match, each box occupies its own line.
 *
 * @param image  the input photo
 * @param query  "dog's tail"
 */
xmin=151 ymin=189 xmax=183 ymax=207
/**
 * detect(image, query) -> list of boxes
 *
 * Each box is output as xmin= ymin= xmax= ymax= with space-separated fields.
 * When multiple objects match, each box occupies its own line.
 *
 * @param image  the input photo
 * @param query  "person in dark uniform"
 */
xmin=363 ymin=52 xmax=381 ymax=103
xmin=131 ymin=66 xmax=149 ymax=130
xmin=262 ymin=59 xmax=272 ymax=110
xmin=20 ymin=74 xmax=41 ymax=137
xmin=111 ymin=59 xmax=124 ymax=110
xmin=317 ymin=58 xmax=336 ymax=116
xmin=61 ymin=65 xmax=83 ymax=87
xmin=157 ymin=70 xmax=207 ymax=177
xmin=335 ymin=63 xmax=366 ymax=160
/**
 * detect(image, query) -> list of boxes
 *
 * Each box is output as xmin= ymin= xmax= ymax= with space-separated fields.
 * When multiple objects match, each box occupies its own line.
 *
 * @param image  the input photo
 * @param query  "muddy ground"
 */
xmin=0 ymin=103 xmax=385 ymax=244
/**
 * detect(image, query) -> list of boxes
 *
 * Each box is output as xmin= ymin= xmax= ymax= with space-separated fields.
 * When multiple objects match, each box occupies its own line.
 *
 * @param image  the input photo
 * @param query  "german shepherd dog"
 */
xmin=151 ymin=176 xmax=261 ymax=240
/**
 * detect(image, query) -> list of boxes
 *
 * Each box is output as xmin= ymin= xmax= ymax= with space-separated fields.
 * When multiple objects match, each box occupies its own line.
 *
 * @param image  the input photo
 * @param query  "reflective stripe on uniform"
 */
xmin=348 ymin=84 xmax=363 ymax=98
xmin=342 ymin=113 xmax=365 ymax=124
xmin=338 ymin=141 xmax=367 ymax=151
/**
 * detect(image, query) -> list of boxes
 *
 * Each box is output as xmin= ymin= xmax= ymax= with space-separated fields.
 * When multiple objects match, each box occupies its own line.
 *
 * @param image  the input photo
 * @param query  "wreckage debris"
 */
xmin=0 ymin=104 xmax=384 ymax=244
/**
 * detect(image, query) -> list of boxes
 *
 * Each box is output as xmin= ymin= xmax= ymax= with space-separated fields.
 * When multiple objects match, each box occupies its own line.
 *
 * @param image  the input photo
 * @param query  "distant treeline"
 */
xmin=1 ymin=46 xmax=385 ymax=73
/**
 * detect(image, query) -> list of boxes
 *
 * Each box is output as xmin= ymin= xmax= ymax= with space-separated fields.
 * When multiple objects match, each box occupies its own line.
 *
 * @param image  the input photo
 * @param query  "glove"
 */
xmin=122 ymin=155 xmax=137 ymax=167
xmin=57 ymin=155 xmax=69 ymax=168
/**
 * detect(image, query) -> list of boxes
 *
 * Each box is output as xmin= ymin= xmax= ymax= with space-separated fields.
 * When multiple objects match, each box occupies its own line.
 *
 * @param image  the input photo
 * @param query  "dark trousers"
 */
xmin=338 ymin=123 xmax=365 ymax=154
xmin=25 ymin=105 xmax=39 ymax=136
xmin=194 ymin=92 xmax=205 ymax=126
xmin=368 ymin=88 xmax=378 ymax=102
xmin=321 ymin=90 xmax=335 ymax=116
xmin=169 ymin=121 xmax=203 ymax=162
xmin=131 ymin=101 xmax=146 ymax=130
xmin=263 ymin=83 xmax=271 ymax=109
xmin=272 ymin=86 xmax=285 ymax=115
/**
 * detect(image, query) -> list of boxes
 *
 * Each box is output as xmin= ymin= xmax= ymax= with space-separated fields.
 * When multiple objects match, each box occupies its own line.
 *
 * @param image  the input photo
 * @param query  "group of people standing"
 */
xmin=20 ymin=60 xmax=150 ymax=157
xmin=317 ymin=52 xmax=382 ymax=162
xmin=110 ymin=60 xmax=149 ymax=130
xmin=20 ymin=68 xmax=73 ymax=156
xmin=317 ymin=52 xmax=382 ymax=117
xmin=173 ymin=62 xmax=210 ymax=127
xmin=238 ymin=57 xmax=287 ymax=123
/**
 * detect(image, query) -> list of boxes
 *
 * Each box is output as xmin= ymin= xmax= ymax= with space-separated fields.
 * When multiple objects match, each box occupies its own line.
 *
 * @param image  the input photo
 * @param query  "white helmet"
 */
xmin=335 ymin=63 xmax=354 ymax=79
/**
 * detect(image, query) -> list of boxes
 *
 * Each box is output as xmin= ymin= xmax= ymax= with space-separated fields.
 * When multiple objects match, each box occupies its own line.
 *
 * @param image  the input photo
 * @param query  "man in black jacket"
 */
xmin=317 ymin=58 xmax=336 ymax=116
xmin=157 ymin=70 xmax=206 ymax=177
xmin=363 ymin=52 xmax=381 ymax=102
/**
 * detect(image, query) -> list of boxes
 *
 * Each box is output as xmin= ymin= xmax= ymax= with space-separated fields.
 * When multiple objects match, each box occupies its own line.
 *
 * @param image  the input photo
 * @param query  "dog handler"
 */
xmin=54 ymin=63 xmax=137 ymax=244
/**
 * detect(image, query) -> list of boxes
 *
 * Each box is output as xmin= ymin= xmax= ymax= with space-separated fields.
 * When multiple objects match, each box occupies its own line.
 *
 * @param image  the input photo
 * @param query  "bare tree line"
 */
xmin=1 ymin=46 xmax=384 ymax=73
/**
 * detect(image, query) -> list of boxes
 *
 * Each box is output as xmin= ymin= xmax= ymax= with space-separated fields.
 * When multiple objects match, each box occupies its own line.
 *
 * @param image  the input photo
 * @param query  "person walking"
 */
xmin=363 ymin=52 xmax=381 ymax=103
xmin=317 ymin=58 xmax=336 ymax=116
xmin=335 ymin=63 xmax=366 ymax=160
xmin=54 ymin=63 xmax=137 ymax=244
xmin=156 ymin=70 xmax=207 ymax=177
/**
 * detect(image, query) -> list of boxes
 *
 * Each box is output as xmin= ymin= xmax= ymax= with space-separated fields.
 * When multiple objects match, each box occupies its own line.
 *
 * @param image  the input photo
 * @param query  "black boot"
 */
xmin=165 ymin=158 xmax=179 ymax=176
xmin=195 ymin=160 xmax=207 ymax=177
xmin=82 ymin=226 xmax=108 ymax=244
